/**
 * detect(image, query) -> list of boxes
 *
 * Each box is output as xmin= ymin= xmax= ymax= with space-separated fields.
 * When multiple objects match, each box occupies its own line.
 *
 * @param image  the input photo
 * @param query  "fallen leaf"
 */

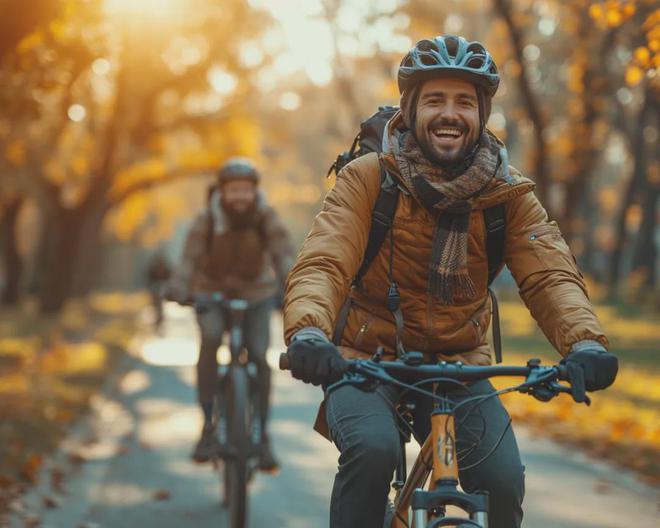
xmin=116 ymin=445 xmax=131 ymax=456
xmin=153 ymin=489 xmax=171 ymax=501
xmin=43 ymin=496 xmax=60 ymax=509
xmin=24 ymin=513 xmax=41 ymax=527
xmin=68 ymin=453 xmax=87 ymax=465
xmin=21 ymin=454 xmax=43 ymax=484
xmin=50 ymin=467 xmax=65 ymax=493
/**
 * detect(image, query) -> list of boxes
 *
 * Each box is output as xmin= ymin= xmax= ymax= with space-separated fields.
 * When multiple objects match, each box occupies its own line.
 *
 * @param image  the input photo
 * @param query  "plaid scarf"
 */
xmin=390 ymin=127 xmax=501 ymax=304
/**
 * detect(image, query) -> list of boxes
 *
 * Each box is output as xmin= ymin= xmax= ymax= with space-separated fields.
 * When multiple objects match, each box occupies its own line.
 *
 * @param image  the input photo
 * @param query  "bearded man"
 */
xmin=282 ymin=36 xmax=617 ymax=528
xmin=168 ymin=157 xmax=294 ymax=468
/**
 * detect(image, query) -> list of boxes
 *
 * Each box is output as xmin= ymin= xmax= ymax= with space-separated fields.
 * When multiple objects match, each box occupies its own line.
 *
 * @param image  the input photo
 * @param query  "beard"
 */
xmin=221 ymin=197 xmax=258 ymax=229
xmin=414 ymin=118 xmax=479 ymax=171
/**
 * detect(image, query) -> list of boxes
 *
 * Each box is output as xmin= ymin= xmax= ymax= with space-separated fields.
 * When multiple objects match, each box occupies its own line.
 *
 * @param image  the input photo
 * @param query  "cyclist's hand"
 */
xmin=561 ymin=341 xmax=618 ymax=402
xmin=286 ymin=328 xmax=347 ymax=386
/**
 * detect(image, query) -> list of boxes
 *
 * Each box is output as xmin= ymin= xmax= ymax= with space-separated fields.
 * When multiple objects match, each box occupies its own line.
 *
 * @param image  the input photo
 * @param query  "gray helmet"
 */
xmin=398 ymin=35 xmax=500 ymax=97
xmin=218 ymin=157 xmax=259 ymax=184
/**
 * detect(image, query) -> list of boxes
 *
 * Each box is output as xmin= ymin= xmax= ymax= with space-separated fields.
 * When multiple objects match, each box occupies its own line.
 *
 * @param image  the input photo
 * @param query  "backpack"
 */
xmin=329 ymin=106 xmax=506 ymax=363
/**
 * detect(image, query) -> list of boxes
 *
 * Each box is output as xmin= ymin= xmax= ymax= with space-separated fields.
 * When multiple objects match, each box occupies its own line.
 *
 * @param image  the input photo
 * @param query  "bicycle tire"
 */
xmin=222 ymin=365 xmax=250 ymax=528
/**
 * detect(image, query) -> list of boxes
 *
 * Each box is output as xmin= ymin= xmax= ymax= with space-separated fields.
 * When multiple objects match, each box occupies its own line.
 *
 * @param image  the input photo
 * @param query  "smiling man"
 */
xmin=167 ymin=157 xmax=294 ymax=469
xmin=282 ymin=36 xmax=618 ymax=528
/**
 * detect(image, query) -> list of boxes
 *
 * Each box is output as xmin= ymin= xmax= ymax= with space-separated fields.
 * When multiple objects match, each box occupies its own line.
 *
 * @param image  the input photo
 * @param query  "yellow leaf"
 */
xmin=634 ymin=46 xmax=651 ymax=67
xmin=16 ymin=30 xmax=43 ymax=54
xmin=71 ymin=155 xmax=89 ymax=177
xmin=5 ymin=139 xmax=26 ymax=166
xmin=625 ymin=65 xmax=644 ymax=86
xmin=588 ymin=4 xmax=603 ymax=21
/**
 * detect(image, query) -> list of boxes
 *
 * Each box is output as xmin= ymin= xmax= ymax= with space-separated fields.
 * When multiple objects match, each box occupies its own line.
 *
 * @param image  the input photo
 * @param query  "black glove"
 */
xmin=287 ymin=328 xmax=347 ymax=386
xmin=561 ymin=341 xmax=618 ymax=402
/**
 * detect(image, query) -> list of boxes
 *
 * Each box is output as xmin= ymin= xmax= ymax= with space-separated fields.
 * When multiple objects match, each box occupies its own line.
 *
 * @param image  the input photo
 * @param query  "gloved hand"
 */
xmin=286 ymin=328 xmax=347 ymax=386
xmin=561 ymin=340 xmax=618 ymax=403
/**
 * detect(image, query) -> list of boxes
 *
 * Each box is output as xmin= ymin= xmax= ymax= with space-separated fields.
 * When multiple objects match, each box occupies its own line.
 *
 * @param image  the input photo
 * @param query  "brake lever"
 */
xmin=548 ymin=382 xmax=591 ymax=406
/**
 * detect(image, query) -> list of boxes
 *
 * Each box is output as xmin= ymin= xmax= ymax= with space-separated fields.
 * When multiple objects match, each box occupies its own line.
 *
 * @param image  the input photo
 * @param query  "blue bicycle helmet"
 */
xmin=218 ymin=157 xmax=259 ymax=184
xmin=398 ymin=35 xmax=500 ymax=97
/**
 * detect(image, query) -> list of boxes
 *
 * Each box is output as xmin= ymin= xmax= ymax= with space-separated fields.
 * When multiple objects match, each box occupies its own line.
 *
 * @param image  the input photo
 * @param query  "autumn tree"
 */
xmin=0 ymin=0 xmax=270 ymax=311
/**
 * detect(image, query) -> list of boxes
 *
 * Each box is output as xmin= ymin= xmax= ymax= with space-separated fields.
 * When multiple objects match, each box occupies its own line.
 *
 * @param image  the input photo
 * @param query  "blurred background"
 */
xmin=0 ymin=0 xmax=657 ymax=526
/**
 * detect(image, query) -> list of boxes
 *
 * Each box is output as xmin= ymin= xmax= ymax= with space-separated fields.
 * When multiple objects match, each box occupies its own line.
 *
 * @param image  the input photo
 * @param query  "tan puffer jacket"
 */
xmin=171 ymin=189 xmax=295 ymax=302
xmin=284 ymin=139 xmax=607 ymax=365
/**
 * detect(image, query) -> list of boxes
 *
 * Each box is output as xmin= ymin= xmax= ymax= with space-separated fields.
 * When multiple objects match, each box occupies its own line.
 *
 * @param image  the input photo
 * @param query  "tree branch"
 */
xmin=108 ymin=166 xmax=213 ymax=209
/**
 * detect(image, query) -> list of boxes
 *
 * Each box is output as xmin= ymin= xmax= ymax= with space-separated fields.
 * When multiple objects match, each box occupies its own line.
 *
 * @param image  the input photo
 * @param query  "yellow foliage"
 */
xmin=59 ymin=299 xmax=90 ymax=332
xmin=89 ymin=291 xmax=149 ymax=315
xmin=625 ymin=203 xmax=642 ymax=230
xmin=588 ymin=1 xmax=636 ymax=28
xmin=44 ymin=160 xmax=68 ymax=185
xmin=0 ymin=373 xmax=30 ymax=395
xmin=0 ymin=337 xmax=41 ymax=360
xmin=605 ymin=8 xmax=622 ymax=27
xmin=40 ymin=342 xmax=107 ymax=376
xmin=598 ymin=187 xmax=618 ymax=215
xmin=107 ymin=191 xmax=150 ymax=241
xmin=634 ymin=46 xmax=651 ymax=67
xmin=625 ymin=64 xmax=645 ymax=86
xmin=175 ymin=148 xmax=221 ymax=172
xmin=71 ymin=155 xmax=90 ymax=177
xmin=16 ymin=30 xmax=44 ymax=54
xmin=5 ymin=140 xmax=27 ymax=166
xmin=114 ymin=158 xmax=168 ymax=195
xmin=588 ymin=4 xmax=603 ymax=21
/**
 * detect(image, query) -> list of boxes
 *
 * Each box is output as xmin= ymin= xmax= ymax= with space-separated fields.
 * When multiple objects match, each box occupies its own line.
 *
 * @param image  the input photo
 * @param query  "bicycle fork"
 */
xmin=406 ymin=410 xmax=488 ymax=527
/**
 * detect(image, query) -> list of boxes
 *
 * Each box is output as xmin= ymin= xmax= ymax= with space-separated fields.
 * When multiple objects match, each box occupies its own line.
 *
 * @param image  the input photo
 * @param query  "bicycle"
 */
xmin=280 ymin=348 xmax=587 ymax=527
xmin=186 ymin=292 xmax=266 ymax=528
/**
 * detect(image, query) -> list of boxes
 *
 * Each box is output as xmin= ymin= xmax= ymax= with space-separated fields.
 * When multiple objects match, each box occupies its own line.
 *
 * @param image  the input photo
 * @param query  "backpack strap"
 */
xmin=484 ymin=203 xmax=506 ymax=286
xmin=354 ymin=164 xmax=399 ymax=286
xmin=332 ymin=163 xmax=399 ymax=346
xmin=483 ymin=203 xmax=506 ymax=363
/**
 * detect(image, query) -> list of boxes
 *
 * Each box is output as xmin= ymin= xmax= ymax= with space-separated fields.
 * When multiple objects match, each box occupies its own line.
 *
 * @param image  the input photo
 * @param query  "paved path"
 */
xmin=9 ymin=305 xmax=658 ymax=528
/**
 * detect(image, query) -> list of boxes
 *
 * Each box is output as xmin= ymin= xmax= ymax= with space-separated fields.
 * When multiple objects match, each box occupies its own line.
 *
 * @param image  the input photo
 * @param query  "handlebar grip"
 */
xmin=556 ymin=364 xmax=568 ymax=381
xmin=279 ymin=353 xmax=290 ymax=371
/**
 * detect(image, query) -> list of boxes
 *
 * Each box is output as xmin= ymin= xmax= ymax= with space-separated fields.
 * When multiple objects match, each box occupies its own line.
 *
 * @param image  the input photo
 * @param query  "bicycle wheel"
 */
xmin=222 ymin=365 xmax=250 ymax=528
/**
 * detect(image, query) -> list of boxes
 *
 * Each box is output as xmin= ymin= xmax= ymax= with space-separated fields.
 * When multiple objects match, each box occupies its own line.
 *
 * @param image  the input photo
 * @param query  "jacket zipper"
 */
xmin=470 ymin=317 xmax=481 ymax=342
xmin=354 ymin=316 xmax=374 ymax=348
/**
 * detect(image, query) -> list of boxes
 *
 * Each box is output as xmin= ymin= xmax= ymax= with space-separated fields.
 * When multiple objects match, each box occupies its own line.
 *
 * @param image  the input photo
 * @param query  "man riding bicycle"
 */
xmin=282 ymin=36 xmax=618 ymax=527
xmin=168 ymin=157 xmax=294 ymax=470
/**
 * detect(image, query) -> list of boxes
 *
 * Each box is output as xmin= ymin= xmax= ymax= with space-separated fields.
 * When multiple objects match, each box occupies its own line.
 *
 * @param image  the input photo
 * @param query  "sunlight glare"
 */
xmin=104 ymin=0 xmax=186 ymax=19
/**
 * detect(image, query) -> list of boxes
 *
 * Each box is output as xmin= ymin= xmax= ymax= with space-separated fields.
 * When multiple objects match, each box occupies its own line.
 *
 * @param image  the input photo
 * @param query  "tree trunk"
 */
xmin=71 ymin=204 xmax=107 ymax=297
xmin=631 ymin=100 xmax=659 ymax=291
xmin=608 ymin=93 xmax=652 ymax=292
xmin=632 ymin=181 xmax=659 ymax=290
xmin=0 ymin=195 xmax=24 ymax=305
xmin=38 ymin=207 xmax=87 ymax=313
xmin=493 ymin=0 xmax=550 ymax=212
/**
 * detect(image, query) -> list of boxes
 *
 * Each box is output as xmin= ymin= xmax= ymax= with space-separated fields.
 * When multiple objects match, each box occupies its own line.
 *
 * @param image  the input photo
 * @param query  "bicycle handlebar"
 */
xmin=279 ymin=351 xmax=584 ymax=403
xmin=279 ymin=352 xmax=566 ymax=382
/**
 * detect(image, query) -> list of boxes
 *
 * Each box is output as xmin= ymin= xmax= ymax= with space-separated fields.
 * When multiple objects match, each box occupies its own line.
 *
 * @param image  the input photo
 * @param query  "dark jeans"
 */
xmin=325 ymin=380 xmax=524 ymax=528
xmin=196 ymin=298 xmax=273 ymax=428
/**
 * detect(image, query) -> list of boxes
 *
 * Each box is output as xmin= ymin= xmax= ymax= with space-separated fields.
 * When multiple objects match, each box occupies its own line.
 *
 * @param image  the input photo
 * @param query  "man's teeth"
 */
xmin=433 ymin=127 xmax=462 ymax=137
